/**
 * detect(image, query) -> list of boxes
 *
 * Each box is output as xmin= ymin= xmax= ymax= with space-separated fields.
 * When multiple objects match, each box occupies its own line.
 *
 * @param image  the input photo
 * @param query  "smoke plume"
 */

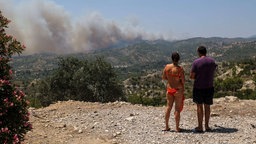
xmin=0 ymin=0 xmax=161 ymax=54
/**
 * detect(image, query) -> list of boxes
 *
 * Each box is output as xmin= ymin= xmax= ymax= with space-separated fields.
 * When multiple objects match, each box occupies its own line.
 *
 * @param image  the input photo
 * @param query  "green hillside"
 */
xmin=12 ymin=37 xmax=256 ymax=80
xmin=11 ymin=37 xmax=256 ymax=106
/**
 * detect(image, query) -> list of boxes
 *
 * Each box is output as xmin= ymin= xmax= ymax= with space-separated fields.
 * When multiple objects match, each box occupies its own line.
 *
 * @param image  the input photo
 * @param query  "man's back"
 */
xmin=191 ymin=56 xmax=216 ymax=89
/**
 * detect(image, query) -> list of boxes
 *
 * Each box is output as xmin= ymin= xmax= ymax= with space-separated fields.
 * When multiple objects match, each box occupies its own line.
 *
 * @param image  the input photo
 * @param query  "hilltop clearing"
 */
xmin=24 ymin=96 xmax=256 ymax=144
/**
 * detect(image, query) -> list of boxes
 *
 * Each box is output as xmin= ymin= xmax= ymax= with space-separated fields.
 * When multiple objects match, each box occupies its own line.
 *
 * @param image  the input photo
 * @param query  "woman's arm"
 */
xmin=162 ymin=66 xmax=168 ymax=80
xmin=180 ymin=68 xmax=185 ymax=85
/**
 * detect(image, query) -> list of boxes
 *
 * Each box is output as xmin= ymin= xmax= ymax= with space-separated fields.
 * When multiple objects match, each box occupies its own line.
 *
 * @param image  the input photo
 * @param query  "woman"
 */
xmin=162 ymin=52 xmax=185 ymax=132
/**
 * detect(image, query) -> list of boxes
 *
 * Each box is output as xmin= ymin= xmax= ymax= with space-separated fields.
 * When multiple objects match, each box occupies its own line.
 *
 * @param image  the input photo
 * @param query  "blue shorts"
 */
xmin=193 ymin=87 xmax=214 ymax=105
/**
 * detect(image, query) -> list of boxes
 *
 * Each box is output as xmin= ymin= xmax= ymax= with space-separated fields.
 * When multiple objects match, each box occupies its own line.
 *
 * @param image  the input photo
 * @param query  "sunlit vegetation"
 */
xmin=11 ymin=37 xmax=256 ymax=107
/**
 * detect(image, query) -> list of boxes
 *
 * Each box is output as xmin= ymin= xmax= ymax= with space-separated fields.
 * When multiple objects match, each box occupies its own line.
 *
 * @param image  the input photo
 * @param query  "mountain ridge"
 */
xmin=12 ymin=37 xmax=256 ymax=81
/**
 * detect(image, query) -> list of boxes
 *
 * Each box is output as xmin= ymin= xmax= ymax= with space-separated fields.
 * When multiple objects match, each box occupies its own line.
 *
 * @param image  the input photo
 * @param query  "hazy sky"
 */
xmin=0 ymin=0 xmax=255 ymax=54
xmin=50 ymin=0 xmax=256 ymax=38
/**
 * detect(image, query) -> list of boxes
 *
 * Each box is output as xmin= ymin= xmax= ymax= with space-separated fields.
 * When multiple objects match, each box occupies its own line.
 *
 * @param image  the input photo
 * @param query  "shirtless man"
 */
xmin=162 ymin=52 xmax=185 ymax=132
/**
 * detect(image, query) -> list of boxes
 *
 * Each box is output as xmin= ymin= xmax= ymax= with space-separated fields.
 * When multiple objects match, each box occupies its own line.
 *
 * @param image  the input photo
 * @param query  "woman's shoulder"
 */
xmin=178 ymin=65 xmax=184 ymax=70
xmin=166 ymin=63 xmax=174 ymax=67
xmin=176 ymin=66 xmax=184 ymax=73
xmin=165 ymin=64 xmax=174 ymax=69
xmin=165 ymin=64 xmax=183 ymax=71
xmin=173 ymin=64 xmax=183 ymax=69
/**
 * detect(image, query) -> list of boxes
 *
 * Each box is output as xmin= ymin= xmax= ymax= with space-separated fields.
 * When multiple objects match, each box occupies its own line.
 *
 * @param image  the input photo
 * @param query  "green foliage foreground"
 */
xmin=27 ymin=57 xmax=125 ymax=107
xmin=0 ymin=11 xmax=32 ymax=143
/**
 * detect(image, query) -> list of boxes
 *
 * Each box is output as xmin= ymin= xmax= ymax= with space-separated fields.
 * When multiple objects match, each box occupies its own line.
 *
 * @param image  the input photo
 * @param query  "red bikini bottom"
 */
xmin=167 ymin=87 xmax=185 ymax=112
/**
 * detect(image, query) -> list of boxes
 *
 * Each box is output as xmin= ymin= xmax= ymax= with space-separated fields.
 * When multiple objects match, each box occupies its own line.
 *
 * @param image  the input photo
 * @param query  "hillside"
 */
xmin=12 ymin=37 xmax=256 ymax=81
xmin=24 ymin=97 xmax=256 ymax=144
xmin=10 ymin=37 xmax=256 ymax=108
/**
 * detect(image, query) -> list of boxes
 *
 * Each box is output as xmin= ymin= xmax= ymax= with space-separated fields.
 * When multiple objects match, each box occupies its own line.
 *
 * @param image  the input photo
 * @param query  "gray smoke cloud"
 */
xmin=0 ymin=0 xmax=162 ymax=54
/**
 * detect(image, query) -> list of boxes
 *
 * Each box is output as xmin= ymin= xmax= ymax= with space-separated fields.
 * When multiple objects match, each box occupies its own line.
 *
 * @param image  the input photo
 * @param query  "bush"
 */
xmin=26 ymin=79 xmax=51 ymax=108
xmin=35 ymin=56 xmax=126 ymax=105
xmin=127 ymin=94 xmax=165 ymax=106
xmin=236 ymin=89 xmax=256 ymax=100
xmin=214 ymin=77 xmax=243 ymax=93
xmin=0 ymin=11 xmax=32 ymax=143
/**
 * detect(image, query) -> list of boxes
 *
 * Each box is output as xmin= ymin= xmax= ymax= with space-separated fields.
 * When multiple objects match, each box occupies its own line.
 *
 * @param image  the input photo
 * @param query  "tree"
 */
xmin=48 ymin=56 xmax=124 ymax=103
xmin=0 ymin=11 xmax=32 ymax=143
xmin=89 ymin=57 xmax=124 ymax=102
xmin=50 ymin=57 xmax=85 ymax=101
xmin=26 ymin=79 xmax=51 ymax=108
xmin=214 ymin=77 xmax=243 ymax=96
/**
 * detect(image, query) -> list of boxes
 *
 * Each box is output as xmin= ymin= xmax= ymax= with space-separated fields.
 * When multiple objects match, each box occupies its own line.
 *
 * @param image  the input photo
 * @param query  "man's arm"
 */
xmin=190 ymin=71 xmax=195 ymax=79
xmin=190 ymin=62 xmax=196 ymax=79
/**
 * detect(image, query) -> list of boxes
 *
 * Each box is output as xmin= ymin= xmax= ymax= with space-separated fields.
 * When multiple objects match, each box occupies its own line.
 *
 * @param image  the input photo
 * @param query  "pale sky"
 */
xmin=50 ymin=0 xmax=256 ymax=39
xmin=0 ymin=0 xmax=255 ymax=54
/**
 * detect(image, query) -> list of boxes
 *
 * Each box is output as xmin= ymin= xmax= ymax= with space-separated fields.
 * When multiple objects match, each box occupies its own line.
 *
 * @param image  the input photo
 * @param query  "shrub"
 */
xmin=127 ymin=94 xmax=165 ymax=106
xmin=237 ymin=89 xmax=256 ymax=100
xmin=0 ymin=11 xmax=32 ymax=143
xmin=47 ymin=56 xmax=125 ymax=104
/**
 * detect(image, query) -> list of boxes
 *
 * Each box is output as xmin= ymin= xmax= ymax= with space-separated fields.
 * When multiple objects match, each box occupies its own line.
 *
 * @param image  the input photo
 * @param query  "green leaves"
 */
xmin=0 ymin=10 xmax=31 ymax=143
xmin=40 ymin=56 xmax=125 ymax=104
xmin=0 ymin=13 xmax=24 ymax=57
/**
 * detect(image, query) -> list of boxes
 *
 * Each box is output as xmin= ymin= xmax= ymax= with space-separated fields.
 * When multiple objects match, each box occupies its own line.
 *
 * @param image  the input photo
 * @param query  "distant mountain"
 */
xmin=249 ymin=35 xmax=256 ymax=38
xmin=12 ymin=37 xmax=256 ymax=80
xmin=84 ymin=37 xmax=256 ymax=65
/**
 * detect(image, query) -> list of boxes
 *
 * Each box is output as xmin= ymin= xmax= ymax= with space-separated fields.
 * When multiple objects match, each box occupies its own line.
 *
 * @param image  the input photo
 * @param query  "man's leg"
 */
xmin=164 ymin=93 xmax=174 ymax=130
xmin=196 ymin=104 xmax=204 ymax=131
xmin=193 ymin=88 xmax=204 ymax=132
xmin=204 ymin=104 xmax=211 ymax=130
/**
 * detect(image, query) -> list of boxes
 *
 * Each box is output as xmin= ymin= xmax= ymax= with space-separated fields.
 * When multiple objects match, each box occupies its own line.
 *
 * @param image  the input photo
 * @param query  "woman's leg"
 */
xmin=174 ymin=93 xmax=183 ymax=132
xmin=164 ymin=92 xmax=174 ymax=130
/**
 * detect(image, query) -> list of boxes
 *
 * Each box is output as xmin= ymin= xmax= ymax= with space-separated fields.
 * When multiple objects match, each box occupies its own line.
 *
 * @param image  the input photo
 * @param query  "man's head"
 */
xmin=172 ymin=52 xmax=180 ymax=63
xmin=197 ymin=46 xmax=207 ymax=56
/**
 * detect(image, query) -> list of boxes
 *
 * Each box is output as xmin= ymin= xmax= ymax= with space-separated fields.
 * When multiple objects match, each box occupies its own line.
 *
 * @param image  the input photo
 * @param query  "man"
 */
xmin=190 ymin=46 xmax=217 ymax=133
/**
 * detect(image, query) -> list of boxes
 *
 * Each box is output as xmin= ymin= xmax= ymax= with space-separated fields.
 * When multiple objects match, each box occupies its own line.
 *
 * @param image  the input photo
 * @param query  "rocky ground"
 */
xmin=24 ymin=96 xmax=256 ymax=144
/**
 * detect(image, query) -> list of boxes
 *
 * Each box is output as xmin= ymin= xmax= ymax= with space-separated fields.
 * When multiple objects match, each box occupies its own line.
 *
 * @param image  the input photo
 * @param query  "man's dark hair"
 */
xmin=197 ymin=46 xmax=207 ymax=55
xmin=171 ymin=52 xmax=180 ymax=62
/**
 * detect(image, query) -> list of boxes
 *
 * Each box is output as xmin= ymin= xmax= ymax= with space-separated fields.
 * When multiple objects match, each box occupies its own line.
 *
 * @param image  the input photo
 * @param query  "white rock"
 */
xmin=125 ymin=116 xmax=135 ymax=121
xmin=225 ymin=96 xmax=238 ymax=102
